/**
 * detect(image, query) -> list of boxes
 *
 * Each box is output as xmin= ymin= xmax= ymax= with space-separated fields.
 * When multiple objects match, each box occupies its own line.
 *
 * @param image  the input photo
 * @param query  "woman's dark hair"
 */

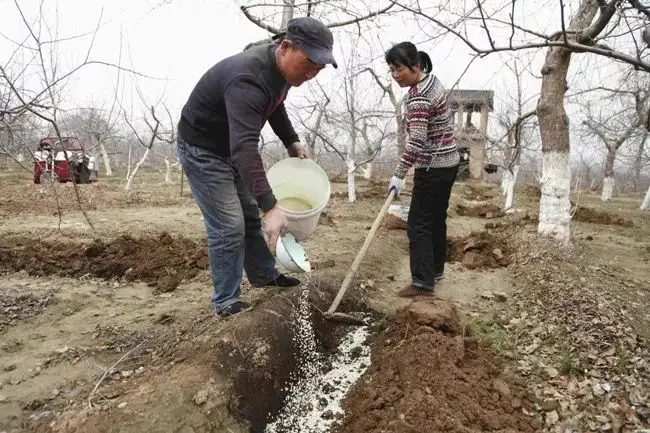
xmin=385 ymin=42 xmax=432 ymax=74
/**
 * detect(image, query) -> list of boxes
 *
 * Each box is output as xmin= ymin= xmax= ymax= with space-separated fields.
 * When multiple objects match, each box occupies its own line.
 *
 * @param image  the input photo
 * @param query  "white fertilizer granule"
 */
xmin=265 ymin=285 xmax=371 ymax=433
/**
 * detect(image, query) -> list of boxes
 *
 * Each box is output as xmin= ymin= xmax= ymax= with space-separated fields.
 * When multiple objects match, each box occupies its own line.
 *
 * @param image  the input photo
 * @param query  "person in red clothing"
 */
xmin=385 ymin=42 xmax=460 ymax=297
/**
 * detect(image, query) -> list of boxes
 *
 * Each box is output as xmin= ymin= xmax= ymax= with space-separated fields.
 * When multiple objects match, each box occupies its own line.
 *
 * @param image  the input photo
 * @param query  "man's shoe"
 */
xmin=255 ymin=274 xmax=301 ymax=288
xmin=397 ymin=284 xmax=434 ymax=298
xmin=217 ymin=300 xmax=252 ymax=317
xmin=434 ymin=273 xmax=444 ymax=282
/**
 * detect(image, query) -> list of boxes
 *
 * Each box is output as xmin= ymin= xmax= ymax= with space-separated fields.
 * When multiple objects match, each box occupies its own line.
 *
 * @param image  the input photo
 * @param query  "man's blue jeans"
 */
xmin=176 ymin=137 xmax=280 ymax=312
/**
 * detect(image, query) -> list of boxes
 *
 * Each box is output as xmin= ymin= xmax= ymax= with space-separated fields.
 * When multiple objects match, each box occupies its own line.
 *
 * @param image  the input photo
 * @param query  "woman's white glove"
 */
xmin=388 ymin=175 xmax=405 ymax=196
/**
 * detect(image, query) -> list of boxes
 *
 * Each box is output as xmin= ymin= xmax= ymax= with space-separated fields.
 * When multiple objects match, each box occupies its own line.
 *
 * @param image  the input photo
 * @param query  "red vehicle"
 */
xmin=33 ymin=137 xmax=98 ymax=184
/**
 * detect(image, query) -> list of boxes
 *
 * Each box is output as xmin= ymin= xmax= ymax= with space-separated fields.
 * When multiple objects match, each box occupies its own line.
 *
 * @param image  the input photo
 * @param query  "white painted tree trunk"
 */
xmin=601 ymin=177 xmax=614 ymax=201
xmin=538 ymin=151 xmax=571 ymax=243
xmin=125 ymin=147 xmax=151 ymax=190
xmin=164 ymin=158 xmax=172 ymax=183
xmin=100 ymin=143 xmax=112 ymax=176
xmin=641 ymin=184 xmax=650 ymax=210
xmin=504 ymin=165 xmax=519 ymax=211
xmin=501 ymin=171 xmax=509 ymax=196
xmin=347 ymin=159 xmax=356 ymax=203
xmin=125 ymin=142 xmax=132 ymax=182
xmin=362 ymin=163 xmax=372 ymax=179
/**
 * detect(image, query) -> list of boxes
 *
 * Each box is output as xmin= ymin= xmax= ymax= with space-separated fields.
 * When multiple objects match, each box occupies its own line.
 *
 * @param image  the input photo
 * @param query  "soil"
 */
xmin=1 ymin=167 xmax=647 ymax=433
xmin=336 ymin=312 xmax=540 ymax=433
xmin=0 ymin=233 xmax=208 ymax=291
xmin=573 ymin=206 xmax=635 ymax=227
xmin=463 ymin=184 xmax=498 ymax=201
xmin=448 ymin=230 xmax=512 ymax=269
xmin=456 ymin=203 xmax=504 ymax=219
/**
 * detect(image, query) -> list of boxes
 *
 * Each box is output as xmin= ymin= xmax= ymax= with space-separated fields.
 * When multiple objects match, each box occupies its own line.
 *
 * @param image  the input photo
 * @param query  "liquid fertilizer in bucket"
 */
xmin=267 ymin=158 xmax=331 ymax=242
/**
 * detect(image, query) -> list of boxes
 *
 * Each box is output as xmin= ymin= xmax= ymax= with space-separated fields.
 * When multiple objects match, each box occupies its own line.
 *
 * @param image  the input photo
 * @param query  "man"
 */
xmin=176 ymin=17 xmax=337 ymax=317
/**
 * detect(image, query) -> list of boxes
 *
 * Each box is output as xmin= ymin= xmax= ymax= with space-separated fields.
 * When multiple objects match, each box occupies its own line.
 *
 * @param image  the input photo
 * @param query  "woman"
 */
xmin=385 ymin=42 xmax=459 ymax=297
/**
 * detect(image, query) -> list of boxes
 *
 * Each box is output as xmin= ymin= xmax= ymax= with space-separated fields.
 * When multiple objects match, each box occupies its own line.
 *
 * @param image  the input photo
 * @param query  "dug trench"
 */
xmin=1 ymin=228 xmax=537 ymax=432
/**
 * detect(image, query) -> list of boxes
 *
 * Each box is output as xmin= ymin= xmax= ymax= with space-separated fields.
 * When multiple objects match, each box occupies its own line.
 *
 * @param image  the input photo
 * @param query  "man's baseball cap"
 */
xmin=284 ymin=17 xmax=337 ymax=68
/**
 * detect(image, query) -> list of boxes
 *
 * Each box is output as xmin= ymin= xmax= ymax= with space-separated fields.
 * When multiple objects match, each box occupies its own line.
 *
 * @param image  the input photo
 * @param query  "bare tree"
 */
xmin=362 ymin=68 xmax=407 ymax=155
xmin=123 ymin=106 xmax=161 ymax=190
xmin=240 ymin=0 xmax=397 ymax=37
xmin=391 ymin=0 xmax=650 ymax=243
xmin=487 ymin=60 xmax=539 ymax=211
xmin=155 ymin=105 xmax=178 ymax=184
xmin=583 ymin=115 xmax=639 ymax=201
xmin=61 ymin=108 xmax=121 ymax=176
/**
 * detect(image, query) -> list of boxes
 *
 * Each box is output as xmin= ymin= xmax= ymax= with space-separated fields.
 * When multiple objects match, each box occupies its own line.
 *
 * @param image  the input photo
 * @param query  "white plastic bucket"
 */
xmin=267 ymin=157 xmax=330 ymax=241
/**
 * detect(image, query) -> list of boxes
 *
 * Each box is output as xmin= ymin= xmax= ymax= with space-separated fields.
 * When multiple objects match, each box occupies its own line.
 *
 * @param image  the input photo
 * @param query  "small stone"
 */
xmin=545 ymin=367 xmax=559 ymax=379
xmin=321 ymin=410 xmax=334 ymax=420
xmin=493 ymin=378 xmax=511 ymax=397
xmin=3 ymin=364 xmax=16 ymax=372
xmin=511 ymin=398 xmax=522 ymax=409
xmin=117 ymin=402 xmax=127 ymax=409
xmin=193 ymin=390 xmax=208 ymax=405
xmin=541 ymin=398 xmax=558 ymax=412
xmin=463 ymin=251 xmax=480 ymax=268
xmin=592 ymin=382 xmax=605 ymax=396
xmin=121 ymin=370 xmax=133 ymax=378
xmin=545 ymin=410 xmax=559 ymax=426
xmin=318 ymin=397 xmax=328 ymax=409
xmin=493 ymin=248 xmax=504 ymax=259
xmin=9 ymin=378 xmax=21 ymax=386
xmin=0 ymin=394 xmax=8 ymax=402
xmin=136 ymin=367 xmax=145 ymax=375
xmin=494 ymin=291 xmax=508 ymax=302
xmin=47 ymin=389 xmax=59 ymax=400
xmin=601 ymin=382 xmax=611 ymax=393
xmin=481 ymin=291 xmax=494 ymax=300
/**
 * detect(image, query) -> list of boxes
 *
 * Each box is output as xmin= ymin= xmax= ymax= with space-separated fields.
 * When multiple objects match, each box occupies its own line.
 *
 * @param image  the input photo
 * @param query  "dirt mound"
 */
xmin=0 ymin=233 xmax=208 ymax=290
xmin=463 ymin=184 xmax=498 ymax=201
xmin=336 ymin=313 xmax=539 ymax=433
xmin=448 ymin=231 xmax=512 ymax=269
xmin=573 ymin=206 xmax=634 ymax=227
xmin=456 ymin=203 xmax=504 ymax=219
xmin=384 ymin=213 xmax=407 ymax=230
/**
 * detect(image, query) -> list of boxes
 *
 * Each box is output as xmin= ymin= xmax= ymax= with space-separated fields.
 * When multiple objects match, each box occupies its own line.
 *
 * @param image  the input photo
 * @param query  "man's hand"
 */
xmin=288 ymin=141 xmax=308 ymax=159
xmin=388 ymin=175 xmax=405 ymax=196
xmin=262 ymin=206 xmax=289 ymax=255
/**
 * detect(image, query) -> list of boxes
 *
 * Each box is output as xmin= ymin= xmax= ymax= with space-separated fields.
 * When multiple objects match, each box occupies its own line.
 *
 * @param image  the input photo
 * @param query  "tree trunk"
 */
xmin=281 ymin=0 xmax=295 ymax=29
xmin=504 ymin=165 xmax=520 ymax=211
xmin=537 ymin=48 xmax=572 ymax=242
xmin=165 ymin=141 xmax=173 ymax=183
xmin=641 ymin=184 xmax=650 ymax=210
xmin=634 ymin=133 xmax=647 ymax=191
xmin=125 ymin=141 xmax=132 ymax=181
xmin=100 ymin=143 xmax=112 ymax=176
xmin=125 ymin=147 xmax=151 ymax=190
xmin=602 ymin=146 xmax=616 ymax=201
xmin=165 ymin=158 xmax=172 ymax=184
xmin=347 ymin=159 xmax=356 ymax=203
xmin=362 ymin=162 xmax=373 ymax=179
xmin=347 ymin=77 xmax=357 ymax=203
xmin=396 ymin=100 xmax=406 ymax=155
xmin=537 ymin=0 xmax=598 ymax=243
